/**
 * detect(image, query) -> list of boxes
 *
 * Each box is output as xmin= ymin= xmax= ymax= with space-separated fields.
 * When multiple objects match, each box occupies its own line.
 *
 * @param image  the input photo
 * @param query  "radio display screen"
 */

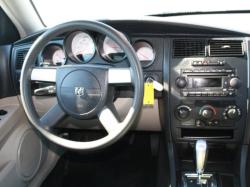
xmin=193 ymin=77 xmax=222 ymax=88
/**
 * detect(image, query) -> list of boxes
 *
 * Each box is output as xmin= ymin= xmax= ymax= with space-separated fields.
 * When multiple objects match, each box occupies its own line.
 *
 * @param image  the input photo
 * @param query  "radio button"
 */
xmin=208 ymin=92 xmax=214 ymax=96
xmin=202 ymin=92 xmax=208 ymax=96
xmin=226 ymin=69 xmax=233 ymax=73
xmin=222 ymin=92 xmax=229 ymax=96
xmin=214 ymin=92 xmax=221 ymax=96
xmin=183 ymin=69 xmax=193 ymax=73
xmin=188 ymin=92 xmax=196 ymax=96
xmin=196 ymin=92 xmax=202 ymax=96
xmin=203 ymin=61 xmax=208 ymax=65
xmin=182 ymin=91 xmax=188 ymax=97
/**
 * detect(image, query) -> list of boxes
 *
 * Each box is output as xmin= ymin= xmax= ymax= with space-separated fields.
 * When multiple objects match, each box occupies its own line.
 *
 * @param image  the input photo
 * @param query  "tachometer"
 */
xmin=99 ymin=34 xmax=127 ymax=62
xmin=133 ymin=41 xmax=155 ymax=68
xmin=65 ymin=31 xmax=95 ymax=63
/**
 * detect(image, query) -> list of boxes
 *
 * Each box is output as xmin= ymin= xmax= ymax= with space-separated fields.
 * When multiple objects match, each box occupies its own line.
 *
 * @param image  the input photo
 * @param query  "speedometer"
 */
xmin=65 ymin=31 xmax=95 ymax=63
xmin=99 ymin=34 xmax=127 ymax=63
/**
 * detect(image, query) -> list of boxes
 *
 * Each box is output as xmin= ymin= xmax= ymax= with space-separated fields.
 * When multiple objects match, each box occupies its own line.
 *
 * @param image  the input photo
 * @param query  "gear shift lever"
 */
xmin=182 ymin=140 xmax=217 ymax=186
xmin=195 ymin=140 xmax=207 ymax=184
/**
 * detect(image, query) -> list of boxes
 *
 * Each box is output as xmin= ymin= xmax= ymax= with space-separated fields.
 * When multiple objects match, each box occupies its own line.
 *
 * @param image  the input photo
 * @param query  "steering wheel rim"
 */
xmin=20 ymin=21 xmax=144 ymax=150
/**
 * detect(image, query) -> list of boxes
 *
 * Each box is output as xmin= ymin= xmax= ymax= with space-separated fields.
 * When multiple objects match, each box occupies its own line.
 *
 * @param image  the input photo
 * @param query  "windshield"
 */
xmin=32 ymin=0 xmax=250 ymax=27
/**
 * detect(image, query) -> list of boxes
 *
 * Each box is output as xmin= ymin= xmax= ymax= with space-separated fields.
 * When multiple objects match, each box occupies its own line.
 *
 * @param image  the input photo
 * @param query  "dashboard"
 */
xmin=4 ymin=19 xmax=250 ymax=143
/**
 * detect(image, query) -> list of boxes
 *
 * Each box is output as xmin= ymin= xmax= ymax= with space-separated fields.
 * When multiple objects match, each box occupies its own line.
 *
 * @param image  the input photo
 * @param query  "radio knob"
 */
xmin=229 ymin=77 xmax=241 ymax=89
xmin=175 ymin=105 xmax=191 ymax=120
xmin=199 ymin=106 xmax=215 ymax=120
xmin=176 ymin=77 xmax=187 ymax=88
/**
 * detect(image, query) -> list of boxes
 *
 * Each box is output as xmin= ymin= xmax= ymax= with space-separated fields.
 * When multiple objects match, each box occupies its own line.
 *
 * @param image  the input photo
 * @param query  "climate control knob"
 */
xmin=227 ymin=108 xmax=238 ymax=119
xmin=175 ymin=105 xmax=191 ymax=120
xmin=176 ymin=77 xmax=187 ymax=88
xmin=224 ymin=105 xmax=241 ymax=120
xmin=199 ymin=106 xmax=216 ymax=120
xmin=229 ymin=77 xmax=241 ymax=89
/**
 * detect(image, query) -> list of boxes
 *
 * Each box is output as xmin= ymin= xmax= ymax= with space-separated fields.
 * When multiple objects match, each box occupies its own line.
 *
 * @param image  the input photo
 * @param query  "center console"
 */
xmin=168 ymin=38 xmax=248 ymax=187
xmin=170 ymin=39 xmax=247 ymax=142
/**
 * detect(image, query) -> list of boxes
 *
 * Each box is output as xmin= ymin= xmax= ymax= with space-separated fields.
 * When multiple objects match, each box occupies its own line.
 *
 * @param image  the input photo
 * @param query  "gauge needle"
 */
xmin=108 ymin=44 xmax=120 ymax=49
xmin=137 ymin=51 xmax=150 ymax=60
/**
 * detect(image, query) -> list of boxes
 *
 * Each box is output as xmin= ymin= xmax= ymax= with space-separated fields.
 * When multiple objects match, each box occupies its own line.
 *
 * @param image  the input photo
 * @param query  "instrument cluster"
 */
xmin=39 ymin=31 xmax=155 ymax=68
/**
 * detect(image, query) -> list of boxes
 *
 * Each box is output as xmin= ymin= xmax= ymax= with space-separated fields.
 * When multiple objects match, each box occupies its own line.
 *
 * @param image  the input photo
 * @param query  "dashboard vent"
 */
xmin=209 ymin=40 xmax=244 ymax=57
xmin=173 ymin=39 xmax=205 ymax=58
xmin=15 ymin=48 xmax=29 ymax=70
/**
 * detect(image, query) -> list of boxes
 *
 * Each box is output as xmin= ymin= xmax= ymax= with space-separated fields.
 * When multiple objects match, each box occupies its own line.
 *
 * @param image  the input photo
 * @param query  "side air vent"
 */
xmin=209 ymin=40 xmax=244 ymax=57
xmin=15 ymin=48 xmax=29 ymax=69
xmin=11 ymin=46 xmax=30 ymax=92
xmin=173 ymin=39 xmax=206 ymax=58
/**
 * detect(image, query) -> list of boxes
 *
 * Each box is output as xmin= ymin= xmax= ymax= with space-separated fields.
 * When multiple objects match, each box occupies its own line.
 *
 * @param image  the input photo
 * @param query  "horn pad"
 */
xmin=57 ymin=69 xmax=102 ymax=119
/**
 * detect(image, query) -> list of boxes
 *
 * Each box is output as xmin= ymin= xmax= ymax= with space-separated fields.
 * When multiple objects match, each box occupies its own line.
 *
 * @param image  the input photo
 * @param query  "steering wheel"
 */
xmin=20 ymin=21 xmax=144 ymax=150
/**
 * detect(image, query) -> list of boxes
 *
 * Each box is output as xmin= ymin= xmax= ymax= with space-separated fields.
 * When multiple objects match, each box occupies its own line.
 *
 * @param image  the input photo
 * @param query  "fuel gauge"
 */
xmin=133 ymin=41 xmax=155 ymax=68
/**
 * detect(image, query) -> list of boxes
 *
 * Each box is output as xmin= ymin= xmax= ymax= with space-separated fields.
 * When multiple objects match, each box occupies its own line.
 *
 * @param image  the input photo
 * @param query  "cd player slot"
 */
xmin=185 ymin=72 xmax=229 ymax=76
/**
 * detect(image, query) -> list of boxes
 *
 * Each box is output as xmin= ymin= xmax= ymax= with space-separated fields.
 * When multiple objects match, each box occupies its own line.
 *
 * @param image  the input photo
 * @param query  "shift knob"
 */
xmin=195 ymin=140 xmax=207 ymax=175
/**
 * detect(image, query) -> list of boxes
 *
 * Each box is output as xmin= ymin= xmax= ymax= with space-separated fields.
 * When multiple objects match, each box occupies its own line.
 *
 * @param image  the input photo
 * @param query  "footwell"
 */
xmin=42 ymin=133 xmax=159 ymax=187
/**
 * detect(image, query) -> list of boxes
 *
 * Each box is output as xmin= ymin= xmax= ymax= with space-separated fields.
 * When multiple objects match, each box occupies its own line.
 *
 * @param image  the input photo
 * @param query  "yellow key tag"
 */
xmin=143 ymin=82 xmax=154 ymax=106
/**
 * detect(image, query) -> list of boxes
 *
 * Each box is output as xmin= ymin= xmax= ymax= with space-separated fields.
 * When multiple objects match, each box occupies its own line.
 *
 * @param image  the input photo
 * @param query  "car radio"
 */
xmin=175 ymin=68 xmax=241 ymax=97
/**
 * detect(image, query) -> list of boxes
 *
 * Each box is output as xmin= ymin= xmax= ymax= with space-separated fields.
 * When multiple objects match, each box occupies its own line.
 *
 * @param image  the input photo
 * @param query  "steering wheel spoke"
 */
xmin=108 ymin=67 xmax=132 ymax=85
xmin=40 ymin=103 xmax=66 ymax=128
xmin=31 ymin=67 xmax=57 ymax=82
xmin=98 ymin=106 xmax=123 ymax=134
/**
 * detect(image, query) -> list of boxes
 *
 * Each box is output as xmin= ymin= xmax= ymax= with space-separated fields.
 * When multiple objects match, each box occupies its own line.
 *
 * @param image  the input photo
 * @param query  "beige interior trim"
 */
xmin=0 ymin=96 xmax=24 ymax=143
xmin=32 ymin=96 xmax=162 ymax=131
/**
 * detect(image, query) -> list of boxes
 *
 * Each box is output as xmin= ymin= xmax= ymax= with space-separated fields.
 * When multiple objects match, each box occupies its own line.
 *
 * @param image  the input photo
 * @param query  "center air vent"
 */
xmin=173 ymin=39 xmax=205 ymax=58
xmin=15 ymin=48 xmax=29 ymax=70
xmin=209 ymin=40 xmax=244 ymax=57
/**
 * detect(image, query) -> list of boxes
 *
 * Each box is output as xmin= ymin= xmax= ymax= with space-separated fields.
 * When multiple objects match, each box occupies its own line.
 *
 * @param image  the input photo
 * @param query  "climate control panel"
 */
xmin=174 ymin=102 xmax=242 ymax=127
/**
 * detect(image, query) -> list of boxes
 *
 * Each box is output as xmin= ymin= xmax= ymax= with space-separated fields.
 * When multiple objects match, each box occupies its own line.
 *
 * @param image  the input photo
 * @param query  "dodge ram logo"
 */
xmin=74 ymin=87 xmax=85 ymax=96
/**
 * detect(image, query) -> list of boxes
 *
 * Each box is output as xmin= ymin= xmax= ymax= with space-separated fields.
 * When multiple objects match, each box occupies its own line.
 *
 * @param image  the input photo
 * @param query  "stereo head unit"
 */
xmin=175 ymin=68 xmax=241 ymax=97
